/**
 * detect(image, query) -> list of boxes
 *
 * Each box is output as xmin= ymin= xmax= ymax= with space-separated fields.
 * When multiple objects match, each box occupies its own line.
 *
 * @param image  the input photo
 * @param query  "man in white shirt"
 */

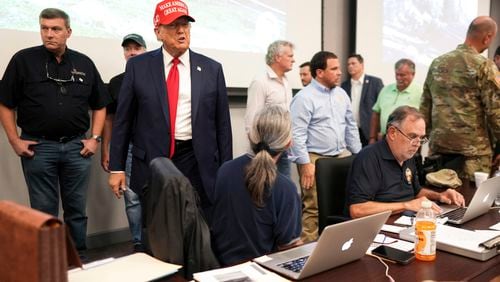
xmin=108 ymin=0 xmax=232 ymax=219
xmin=245 ymin=40 xmax=295 ymax=177
xmin=341 ymin=54 xmax=384 ymax=146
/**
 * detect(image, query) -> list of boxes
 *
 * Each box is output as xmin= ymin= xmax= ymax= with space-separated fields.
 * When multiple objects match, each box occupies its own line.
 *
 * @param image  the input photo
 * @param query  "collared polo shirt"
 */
xmin=372 ymin=82 xmax=422 ymax=134
xmin=345 ymin=139 xmax=421 ymax=211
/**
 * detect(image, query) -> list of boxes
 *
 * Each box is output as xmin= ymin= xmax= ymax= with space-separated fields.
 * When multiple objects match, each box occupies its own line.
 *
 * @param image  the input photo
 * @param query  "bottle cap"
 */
xmin=421 ymin=200 xmax=432 ymax=209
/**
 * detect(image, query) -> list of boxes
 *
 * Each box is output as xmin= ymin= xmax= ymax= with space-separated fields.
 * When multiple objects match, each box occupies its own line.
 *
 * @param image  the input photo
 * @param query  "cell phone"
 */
xmin=371 ymin=245 xmax=415 ymax=265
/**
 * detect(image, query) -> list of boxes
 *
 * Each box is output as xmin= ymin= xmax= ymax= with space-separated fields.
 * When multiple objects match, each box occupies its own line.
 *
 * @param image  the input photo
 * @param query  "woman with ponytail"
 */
xmin=210 ymin=106 xmax=302 ymax=266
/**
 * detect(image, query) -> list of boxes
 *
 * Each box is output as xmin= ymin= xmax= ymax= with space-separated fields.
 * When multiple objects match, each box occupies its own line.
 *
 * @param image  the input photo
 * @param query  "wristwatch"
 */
xmin=91 ymin=135 xmax=102 ymax=142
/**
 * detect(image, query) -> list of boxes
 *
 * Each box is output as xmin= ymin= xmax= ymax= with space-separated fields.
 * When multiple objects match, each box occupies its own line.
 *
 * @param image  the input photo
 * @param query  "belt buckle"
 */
xmin=58 ymin=136 xmax=71 ymax=143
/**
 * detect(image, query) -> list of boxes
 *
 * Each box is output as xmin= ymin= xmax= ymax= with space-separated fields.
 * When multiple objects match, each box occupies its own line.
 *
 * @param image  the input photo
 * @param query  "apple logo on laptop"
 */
xmin=482 ymin=193 xmax=490 ymax=203
xmin=342 ymin=238 xmax=353 ymax=251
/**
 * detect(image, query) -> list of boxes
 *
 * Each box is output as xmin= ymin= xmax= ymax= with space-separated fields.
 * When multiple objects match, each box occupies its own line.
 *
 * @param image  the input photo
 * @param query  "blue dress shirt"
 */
xmin=289 ymin=79 xmax=361 ymax=164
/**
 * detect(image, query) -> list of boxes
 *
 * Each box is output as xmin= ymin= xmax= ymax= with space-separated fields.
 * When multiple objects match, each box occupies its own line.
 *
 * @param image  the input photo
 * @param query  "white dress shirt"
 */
xmin=350 ymin=73 xmax=364 ymax=127
xmin=162 ymin=48 xmax=192 ymax=140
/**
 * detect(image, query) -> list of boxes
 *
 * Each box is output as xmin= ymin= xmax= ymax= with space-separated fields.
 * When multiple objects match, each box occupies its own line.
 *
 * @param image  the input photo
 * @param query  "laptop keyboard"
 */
xmin=441 ymin=207 xmax=467 ymax=221
xmin=277 ymin=256 xmax=309 ymax=273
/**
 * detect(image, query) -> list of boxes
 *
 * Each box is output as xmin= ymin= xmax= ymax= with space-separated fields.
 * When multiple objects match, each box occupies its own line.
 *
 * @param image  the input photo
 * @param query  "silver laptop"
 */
xmin=439 ymin=176 xmax=500 ymax=224
xmin=254 ymin=211 xmax=390 ymax=280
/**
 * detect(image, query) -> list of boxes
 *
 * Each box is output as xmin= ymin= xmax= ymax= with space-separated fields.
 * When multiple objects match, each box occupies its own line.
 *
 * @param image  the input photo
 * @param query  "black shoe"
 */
xmin=133 ymin=243 xmax=146 ymax=253
xmin=79 ymin=253 xmax=90 ymax=264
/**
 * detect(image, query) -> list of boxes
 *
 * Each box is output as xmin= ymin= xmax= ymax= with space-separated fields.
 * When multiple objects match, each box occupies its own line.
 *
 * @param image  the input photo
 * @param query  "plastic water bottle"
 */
xmin=415 ymin=200 xmax=436 ymax=261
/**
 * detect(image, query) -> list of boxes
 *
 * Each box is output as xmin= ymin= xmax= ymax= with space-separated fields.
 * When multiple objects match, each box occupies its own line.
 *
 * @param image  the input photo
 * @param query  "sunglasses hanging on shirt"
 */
xmin=45 ymin=62 xmax=75 ymax=95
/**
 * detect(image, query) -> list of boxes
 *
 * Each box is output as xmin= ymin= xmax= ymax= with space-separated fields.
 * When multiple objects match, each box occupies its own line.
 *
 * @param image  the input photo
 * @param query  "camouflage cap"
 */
xmin=426 ymin=169 xmax=462 ymax=188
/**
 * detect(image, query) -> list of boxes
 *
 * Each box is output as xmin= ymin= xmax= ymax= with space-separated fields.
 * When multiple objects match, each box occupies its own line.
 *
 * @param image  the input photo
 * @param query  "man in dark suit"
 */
xmin=341 ymin=54 xmax=383 ymax=146
xmin=108 ymin=0 xmax=233 ymax=217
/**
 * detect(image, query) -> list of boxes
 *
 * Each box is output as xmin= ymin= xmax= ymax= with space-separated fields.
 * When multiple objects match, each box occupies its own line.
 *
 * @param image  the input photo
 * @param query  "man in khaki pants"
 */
xmin=290 ymin=51 xmax=361 ymax=242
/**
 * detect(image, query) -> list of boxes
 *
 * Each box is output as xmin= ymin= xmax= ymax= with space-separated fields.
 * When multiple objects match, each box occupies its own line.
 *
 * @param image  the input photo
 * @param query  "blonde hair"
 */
xmin=245 ymin=106 xmax=291 ymax=207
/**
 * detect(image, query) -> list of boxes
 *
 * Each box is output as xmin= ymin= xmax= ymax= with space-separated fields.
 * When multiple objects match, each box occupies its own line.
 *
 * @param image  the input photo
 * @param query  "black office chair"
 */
xmin=315 ymin=155 xmax=355 ymax=235
xmin=142 ymin=157 xmax=219 ymax=279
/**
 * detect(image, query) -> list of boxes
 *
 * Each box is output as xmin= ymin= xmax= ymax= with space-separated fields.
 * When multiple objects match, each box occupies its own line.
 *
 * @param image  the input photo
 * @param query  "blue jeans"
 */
xmin=277 ymin=150 xmax=291 ymax=178
xmin=20 ymin=133 xmax=90 ymax=251
xmin=125 ymin=144 xmax=142 ymax=245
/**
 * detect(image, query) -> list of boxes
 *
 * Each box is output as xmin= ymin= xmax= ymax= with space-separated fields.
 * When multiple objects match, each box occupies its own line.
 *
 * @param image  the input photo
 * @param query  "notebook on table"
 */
xmin=399 ymin=224 xmax=499 ymax=261
xmin=439 ymin=176 xmax=500 ymax=224
xmin=254 ymin=211 xmax=391 ymax=280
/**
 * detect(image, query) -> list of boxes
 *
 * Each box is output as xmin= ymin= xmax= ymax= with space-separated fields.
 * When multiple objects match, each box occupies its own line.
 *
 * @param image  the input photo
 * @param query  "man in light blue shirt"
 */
xmin=290 ymin=51 xmax=361 ymax=242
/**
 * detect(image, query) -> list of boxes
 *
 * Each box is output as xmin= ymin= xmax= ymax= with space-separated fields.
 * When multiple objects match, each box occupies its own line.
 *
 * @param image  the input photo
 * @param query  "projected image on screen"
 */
xmin=0 ymin=0 xmax=285 ymax=54
xmin=383 ymin=0 xmax=477 ymax=67
xmin=191 ymin=0 xmax=286 ymax=53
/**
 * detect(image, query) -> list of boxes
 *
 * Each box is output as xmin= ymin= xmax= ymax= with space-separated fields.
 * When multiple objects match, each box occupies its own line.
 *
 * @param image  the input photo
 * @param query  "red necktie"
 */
xmin=167 ymin=58 xmax=180 ymax=158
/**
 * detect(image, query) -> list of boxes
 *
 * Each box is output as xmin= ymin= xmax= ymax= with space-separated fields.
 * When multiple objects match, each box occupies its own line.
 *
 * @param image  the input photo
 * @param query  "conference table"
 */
xmin=168 ymin=180 xmax=500 ymax=281
xmin=302 ymin=180 xmax=500 ymax=282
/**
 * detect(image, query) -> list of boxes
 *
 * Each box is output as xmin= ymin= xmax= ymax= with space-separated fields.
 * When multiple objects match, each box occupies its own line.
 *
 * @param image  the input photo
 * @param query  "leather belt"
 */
xmin=310 ymin=152 xmax=339 ymax=158
xmin=175 ymin=139 xmax=192 ymax=150
xmin=40 ymin=134 xmax=82 ymax=143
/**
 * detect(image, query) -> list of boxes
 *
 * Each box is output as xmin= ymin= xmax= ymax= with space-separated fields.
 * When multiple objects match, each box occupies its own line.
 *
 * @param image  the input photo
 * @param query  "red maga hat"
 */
xmin=153 ymin=0 xmax=195 ymax=27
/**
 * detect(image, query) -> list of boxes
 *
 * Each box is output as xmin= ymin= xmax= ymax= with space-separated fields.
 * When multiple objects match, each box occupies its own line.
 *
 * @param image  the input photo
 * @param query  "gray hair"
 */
xmin=386 ymin=105 xmax=424 ymax=131
xmin=265 ymin=40 xmax=294 ymax=65
xmin=246 ymin=106 xmax=291 ymax=206
xmin=394 ymin=58 xmax=415 ymax=73
xmin=40 ymin=8 xmax=70 ymax=28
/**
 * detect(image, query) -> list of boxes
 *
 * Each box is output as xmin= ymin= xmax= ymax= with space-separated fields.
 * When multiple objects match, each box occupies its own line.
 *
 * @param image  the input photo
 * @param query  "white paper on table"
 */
xmin=436 ymin=225 xmax=500 ymax=252
xmin=394 ymin=215 xmax=447 ymax=226
xmin=489 ymin=222 xmax=500 ymax=231
xmin=381 ymin=224 xmax=407 ymax=233
xmin=68 ymin=253 xmax=181 ymax=282
xmin=194 ymin=261 xmax=289 ymax=282
xmin=394 ymin=216 xmax=413 ymax=226
xmin=367 ymin=234 xmax=414 ymax=253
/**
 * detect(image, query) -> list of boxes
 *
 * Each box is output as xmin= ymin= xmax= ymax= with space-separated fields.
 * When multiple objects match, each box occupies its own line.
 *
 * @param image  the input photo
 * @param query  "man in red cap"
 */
xmin=108 ymin=0 xmax=233 ymax=220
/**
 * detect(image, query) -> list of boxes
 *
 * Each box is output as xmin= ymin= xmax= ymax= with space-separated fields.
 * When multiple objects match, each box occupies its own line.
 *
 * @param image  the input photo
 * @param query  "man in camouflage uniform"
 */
xmin=494 ymin=46 xmax=500 ymax=70
xmin=420 ymin=16 xmax=499 ymax=181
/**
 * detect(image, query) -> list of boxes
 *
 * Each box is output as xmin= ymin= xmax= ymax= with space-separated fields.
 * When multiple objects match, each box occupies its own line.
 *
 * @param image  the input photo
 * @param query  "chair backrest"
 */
xmin=315 ymin=155 xmax=355 ymax=234
xmin=143 ymin=157 xmax=219 ymax=279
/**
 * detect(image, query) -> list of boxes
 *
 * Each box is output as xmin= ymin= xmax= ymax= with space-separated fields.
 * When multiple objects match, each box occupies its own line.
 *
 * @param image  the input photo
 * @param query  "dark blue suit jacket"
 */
xmin=109 ymin=48 xmax=233 ymax=200
xmin=341 ymin=74 xmax=383 ymax=141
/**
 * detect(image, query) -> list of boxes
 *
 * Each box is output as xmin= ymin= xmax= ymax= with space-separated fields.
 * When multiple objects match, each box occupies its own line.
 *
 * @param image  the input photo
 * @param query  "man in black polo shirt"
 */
xmin=346 ymin=106 xmax=465 ymax=218
xmin=0 ymin=8 xmax=110 ymax=253
xmin=101 ymin=34 xmax=147 ymax=252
